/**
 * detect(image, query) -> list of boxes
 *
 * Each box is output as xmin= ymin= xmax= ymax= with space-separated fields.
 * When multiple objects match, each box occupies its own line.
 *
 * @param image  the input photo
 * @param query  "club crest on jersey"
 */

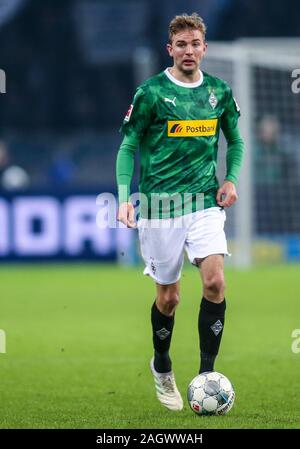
xmin=209 ymin=92 xmax=218 ymax=109
xmin=124 ymin=104 xmax=133 ymax=122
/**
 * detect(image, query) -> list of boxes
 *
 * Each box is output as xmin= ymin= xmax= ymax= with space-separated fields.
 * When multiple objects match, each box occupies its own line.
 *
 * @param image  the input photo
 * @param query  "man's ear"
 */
xmin=166 ymin=43 xmax=173 ymax=57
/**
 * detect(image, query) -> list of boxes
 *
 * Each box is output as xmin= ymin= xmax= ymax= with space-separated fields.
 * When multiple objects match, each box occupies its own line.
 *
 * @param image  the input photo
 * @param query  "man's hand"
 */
xmin=216 ymin=181 xmax=238 ymax=207
xmin=117 ymin=202 xmax=136 ymax=228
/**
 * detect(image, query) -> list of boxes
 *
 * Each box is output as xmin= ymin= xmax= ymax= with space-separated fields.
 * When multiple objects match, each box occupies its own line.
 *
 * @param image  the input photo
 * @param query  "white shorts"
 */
xmin=137 ymin=207 xmax=229 ymax=285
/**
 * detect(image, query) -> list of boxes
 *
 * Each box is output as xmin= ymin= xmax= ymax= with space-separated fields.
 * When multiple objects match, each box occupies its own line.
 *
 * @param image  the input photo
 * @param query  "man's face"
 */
xmin=167 ymin=29 xmax=207 ymax=75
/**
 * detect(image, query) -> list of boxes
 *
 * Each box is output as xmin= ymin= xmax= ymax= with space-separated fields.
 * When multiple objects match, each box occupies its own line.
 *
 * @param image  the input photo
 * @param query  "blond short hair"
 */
xmin=168 ymin=13 xmax=206 ymax=43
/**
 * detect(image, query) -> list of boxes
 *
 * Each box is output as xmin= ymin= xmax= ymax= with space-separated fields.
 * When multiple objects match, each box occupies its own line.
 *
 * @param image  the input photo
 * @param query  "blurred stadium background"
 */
xmin=0 ymin=0 xmax=300 ymax=429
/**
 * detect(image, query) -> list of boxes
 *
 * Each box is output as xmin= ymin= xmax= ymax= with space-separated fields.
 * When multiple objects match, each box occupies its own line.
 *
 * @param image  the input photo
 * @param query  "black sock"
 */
xmin=151 ymin=301 xmax=174 ymax=373
xmin=198 ymin=297 xmax=226 ymax=373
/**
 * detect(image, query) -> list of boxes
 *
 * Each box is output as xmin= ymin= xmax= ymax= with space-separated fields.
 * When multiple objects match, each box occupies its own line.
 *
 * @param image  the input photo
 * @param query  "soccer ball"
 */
xmin=187 ymin=371 xmax=235 ymax=416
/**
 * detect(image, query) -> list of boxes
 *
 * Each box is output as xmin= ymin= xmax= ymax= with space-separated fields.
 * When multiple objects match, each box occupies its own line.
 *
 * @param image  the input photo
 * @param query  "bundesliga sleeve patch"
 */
xmin=124 ymin=104 xmax=134 ymax=122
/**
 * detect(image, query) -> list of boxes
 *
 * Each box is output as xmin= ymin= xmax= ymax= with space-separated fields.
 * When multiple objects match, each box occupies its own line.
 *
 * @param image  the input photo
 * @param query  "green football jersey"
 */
xmin=120 ymin=68 xmax=240 ymax=218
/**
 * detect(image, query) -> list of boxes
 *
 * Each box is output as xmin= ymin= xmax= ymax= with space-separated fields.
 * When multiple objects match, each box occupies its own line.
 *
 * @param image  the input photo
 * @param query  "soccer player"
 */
xmin=116 ymin=13 xmax=244 ymax=411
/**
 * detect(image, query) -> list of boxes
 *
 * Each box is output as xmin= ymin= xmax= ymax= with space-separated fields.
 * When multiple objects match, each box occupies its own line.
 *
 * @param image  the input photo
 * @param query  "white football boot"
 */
xmin=150 ymin=357 xmax=183 ymax=411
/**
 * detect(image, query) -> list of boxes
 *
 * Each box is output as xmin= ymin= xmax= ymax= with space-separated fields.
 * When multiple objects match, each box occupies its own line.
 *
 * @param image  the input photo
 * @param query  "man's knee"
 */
xmin=203 ymin=272 xmax=225 ymax=297
xmin=157 ymin=288 xmax=180 ymax=315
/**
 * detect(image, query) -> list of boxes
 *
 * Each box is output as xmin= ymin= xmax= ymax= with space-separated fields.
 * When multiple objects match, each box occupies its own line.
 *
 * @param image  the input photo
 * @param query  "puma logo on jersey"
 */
xmin=164 ymin=96 xmax=176 ymax=106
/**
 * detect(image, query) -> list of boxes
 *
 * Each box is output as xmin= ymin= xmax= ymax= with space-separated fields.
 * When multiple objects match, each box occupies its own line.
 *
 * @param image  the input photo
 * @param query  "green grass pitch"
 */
xmin=0 ymin=263 xmax=299 ymax=429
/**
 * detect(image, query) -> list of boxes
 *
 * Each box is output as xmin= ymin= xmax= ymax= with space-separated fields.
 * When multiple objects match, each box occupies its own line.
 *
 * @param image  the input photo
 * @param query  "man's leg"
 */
xmin=196 ymin=254 xmax=226 ymax=373
xmin=150 ymin=281 xmax=183 ymax=410
xmin=152 ymin=282 xmax=180 ymax=373
xmin=137 ymin=218 xmax=185 ymax=410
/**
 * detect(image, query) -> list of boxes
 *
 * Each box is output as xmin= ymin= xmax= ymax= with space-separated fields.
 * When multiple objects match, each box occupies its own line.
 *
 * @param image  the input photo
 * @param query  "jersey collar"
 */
xmin=164 ymin=68 xmax=203 ymax=88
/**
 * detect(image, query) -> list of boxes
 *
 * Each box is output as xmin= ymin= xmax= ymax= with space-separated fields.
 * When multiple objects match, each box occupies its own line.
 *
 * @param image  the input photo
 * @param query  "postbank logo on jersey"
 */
xmin=167 ymin=119 xmax=218 ymax=137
